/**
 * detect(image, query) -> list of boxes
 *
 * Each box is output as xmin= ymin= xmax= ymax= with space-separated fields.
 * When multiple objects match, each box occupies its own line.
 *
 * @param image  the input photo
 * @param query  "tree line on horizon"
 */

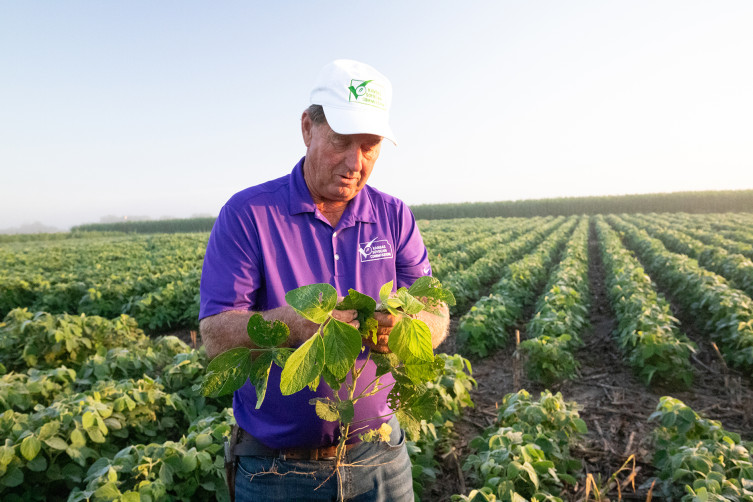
xmin=2 ymin=189 xmax=751 ymax=241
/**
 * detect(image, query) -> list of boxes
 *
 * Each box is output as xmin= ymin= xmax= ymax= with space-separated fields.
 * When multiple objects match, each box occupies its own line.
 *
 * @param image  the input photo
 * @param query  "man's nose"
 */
xmin=344 ymin=145 xmax=365 ymax=172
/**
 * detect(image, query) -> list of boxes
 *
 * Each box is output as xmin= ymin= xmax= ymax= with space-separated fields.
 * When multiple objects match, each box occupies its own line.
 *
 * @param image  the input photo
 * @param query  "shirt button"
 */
xmin=333 ymin=232 xmax=337 ymax=238
xmin=334 ymin=254 xmax=340 ymax=261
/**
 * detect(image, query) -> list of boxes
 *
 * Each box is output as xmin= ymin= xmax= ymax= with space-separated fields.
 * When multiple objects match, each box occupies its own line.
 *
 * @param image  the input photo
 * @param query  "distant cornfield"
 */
xmin=410 ymin=189 xmax=753 ymax=219
xmin=71 ymin=217 xmax=216 ymax=234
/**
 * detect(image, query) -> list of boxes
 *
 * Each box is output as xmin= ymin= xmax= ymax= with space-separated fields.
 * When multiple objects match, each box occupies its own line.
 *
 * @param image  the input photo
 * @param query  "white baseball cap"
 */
xmin=310 ymin=59 xmax=397 ymax=145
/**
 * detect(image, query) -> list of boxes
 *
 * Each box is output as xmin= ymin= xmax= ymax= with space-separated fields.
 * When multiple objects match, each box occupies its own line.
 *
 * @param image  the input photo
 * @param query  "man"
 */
xmin=199 ymin=59 xmax=449 ymax=501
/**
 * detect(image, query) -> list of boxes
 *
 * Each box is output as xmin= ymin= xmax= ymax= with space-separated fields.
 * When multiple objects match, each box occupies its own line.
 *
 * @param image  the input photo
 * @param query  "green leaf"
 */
xmin=395 ymin=407 xmax=421 ymax=440
xmin=70 ymin=428 xmax=86 ymax=448
xmin=195 ymin=434 xmax=213 ymax=450
xmin=246 ymin=314 xmax=290 ymax=348
xmin=1 ymin=466 xmax=23 ymax=487
xmin=322 ymin=319 xmax=362 ymax=379
xmin=122 ymin=493 xmax=141 ymax=502
xmin=26 ymin=455 xmax=47 ymax=472
xmin=337 ymin=289 xmax=377 ymax=316
xmin=407 ymin=391 xmax=438 ymax=421
xmin=280 ymin=334 xmax=325 ymax=395
xmin=372 ymin=352 xmax=400 ymax=377
xmin=20 ymin=435 xmax=42 ymax=461
xmin=182 ymin=451 xmax=198 ymax=472
xmin=396 ymin=288 xmax=425 ymax=315
xmin=44 ymin=436 xmax=68 ymax=451
xmin=307 ymin=375 xmax=321 ymax=392
xmin=285 ymin=284 xmax=337 ymax=324
xmin=248 ymin=351 xmax=274 ymax=409
xmin=82 ymin=411 xmax=95 ymax=429
xmin=379 ymin=281 xmax=394 ymax=304
xmin=37 ymin=421 xmax=60 ymax=441
xmin=388 ymin=318 xmax=434 ymax=363
xmin=337 ymin=400 xmax=355 ymax=424
xmin=93 ymin=482 xmax=121 ymax=499
xmin=202 ymin=347 xmax=253 ymax=397
xmin=318 ymin=366 xmax=340 ymax=391
xmin=408 ymin=276 xmax=456 ymax=306
xmin=403 ymin=360 xmax=440 ymax=385
xmin=337 ymin=289 xmax=378 ymax=338
xmin=311 ymin=398 xmax=339 ymax=422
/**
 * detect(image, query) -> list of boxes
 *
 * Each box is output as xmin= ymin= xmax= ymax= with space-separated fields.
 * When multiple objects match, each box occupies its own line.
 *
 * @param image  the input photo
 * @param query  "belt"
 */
xmin=233 ymin=427 xmax=358 ymax=461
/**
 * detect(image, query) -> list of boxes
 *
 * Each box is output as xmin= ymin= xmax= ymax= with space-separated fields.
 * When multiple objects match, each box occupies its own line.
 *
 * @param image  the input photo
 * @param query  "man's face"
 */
xmin=301 ymin=112 xmax=383 ymax=204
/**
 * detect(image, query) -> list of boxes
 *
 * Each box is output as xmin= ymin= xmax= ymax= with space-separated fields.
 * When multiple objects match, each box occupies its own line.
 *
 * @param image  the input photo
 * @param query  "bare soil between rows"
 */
xmin=427 ymin=224 xmax=753 ymax=501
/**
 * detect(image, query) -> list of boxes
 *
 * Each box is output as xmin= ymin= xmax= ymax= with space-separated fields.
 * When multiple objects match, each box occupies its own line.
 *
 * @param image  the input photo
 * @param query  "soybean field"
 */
xmin=2 ymin=213 xmax=753 ymax=501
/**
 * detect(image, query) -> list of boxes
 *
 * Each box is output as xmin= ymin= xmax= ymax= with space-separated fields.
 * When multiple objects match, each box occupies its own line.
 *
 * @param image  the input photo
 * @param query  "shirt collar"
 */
xmin=288 ymin=157 xmax=377 ymax=226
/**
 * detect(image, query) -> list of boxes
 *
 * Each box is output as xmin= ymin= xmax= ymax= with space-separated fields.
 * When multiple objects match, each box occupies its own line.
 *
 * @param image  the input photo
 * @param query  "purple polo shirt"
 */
xmin=199 ymin=157 xmax=431 ymax=449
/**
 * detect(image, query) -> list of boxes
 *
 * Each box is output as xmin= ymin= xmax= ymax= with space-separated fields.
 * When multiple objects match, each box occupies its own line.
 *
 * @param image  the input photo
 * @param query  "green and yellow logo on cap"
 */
xmin=347 ymin=79 xmax=386 ymax=110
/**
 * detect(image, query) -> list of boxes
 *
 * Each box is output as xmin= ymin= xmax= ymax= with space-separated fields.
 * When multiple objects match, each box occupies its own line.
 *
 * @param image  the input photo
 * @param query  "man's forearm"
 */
xmin=199 ymin=306 xmax=318 ymax=360
xmin=416 ymin=302 xmax=451 ymax=349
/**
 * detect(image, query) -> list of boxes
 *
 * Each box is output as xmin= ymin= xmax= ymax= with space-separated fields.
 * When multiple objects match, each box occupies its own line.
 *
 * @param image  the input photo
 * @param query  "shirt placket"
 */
xmin=332 ymin=230 xmax=340 ymax=277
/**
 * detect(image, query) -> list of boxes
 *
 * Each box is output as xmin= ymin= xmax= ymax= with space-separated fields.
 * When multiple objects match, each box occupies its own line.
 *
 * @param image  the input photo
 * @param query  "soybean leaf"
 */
xmin=247 ymin=314 xmax=289 ymax=348
xmin=362 ymin=317 xmax=379 ymax=344
xmin=307 ymin=375 xmax=321 ymax=392
xmin=311 ymin=398 xmax=339 ymax=422
xmin=337 ymin=288 xmax=376 ymax=316
xmin=20 ymin=435 xmax=41 ymax=461
xmin=280 ymin=334 xmax=325 ymax=395
xmin=322 ymin=319 xmax=362 ymax=380
xmin=388 ymin=317 xmax=434 ymax=363
xmin=286 ymin=284 xmax=337 ymax=324
xmin=379 ymin=281 xmax=394 ymax=305
xmin=396 ymin=288 xmax=424 ymax=315
xmin=403 ymin=359 xmax=442 ymax=386
xmin=372 ymin=352 xmax=400 ymax=378
xmin=337 ymin=289 xmax=378 ymax=339
xmin=408 ymin=276 xmax=457 ymax=307
xmin=337 ymin=400 xmax=355 ymax=424
xmin=44 ymin=436 xmax=68 ymax=451
xmin=202 ymin=347 xmax=253 ymax=397
xmin=248 ymin=351 xmax=275 ymax=409
xmin=321 ymin=366 xmax=342 ymax=391
xmin=407 ymin=391 xmax=438 ymax=421
xmin=395 ymin=407 xmax=421 ymax=440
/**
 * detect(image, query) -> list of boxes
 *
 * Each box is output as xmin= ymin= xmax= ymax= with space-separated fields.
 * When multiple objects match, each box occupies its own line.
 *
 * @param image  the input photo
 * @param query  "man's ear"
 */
xmin=301 ymin=111 xmax=313 ymax=147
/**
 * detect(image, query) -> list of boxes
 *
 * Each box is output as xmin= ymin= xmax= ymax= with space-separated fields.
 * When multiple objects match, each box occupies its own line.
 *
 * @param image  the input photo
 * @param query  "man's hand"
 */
xmin=330 ymin=308 xmax=360 ymax=329
xmin=365 ymin=311 xmax=399 ymax=353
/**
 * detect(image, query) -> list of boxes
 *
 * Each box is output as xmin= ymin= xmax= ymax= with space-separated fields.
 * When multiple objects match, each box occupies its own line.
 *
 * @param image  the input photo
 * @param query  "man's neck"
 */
xmin=316 ymin=201 xmax=348 ymax=228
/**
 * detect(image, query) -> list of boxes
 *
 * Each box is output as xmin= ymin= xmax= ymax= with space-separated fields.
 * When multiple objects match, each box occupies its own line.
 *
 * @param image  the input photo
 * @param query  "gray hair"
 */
xmin=305 ymin=104 xmax=327 ymax=125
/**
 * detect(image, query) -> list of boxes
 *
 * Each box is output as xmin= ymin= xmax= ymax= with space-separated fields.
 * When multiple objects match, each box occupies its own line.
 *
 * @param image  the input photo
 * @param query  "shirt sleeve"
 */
xmin=199 ymin=204 xmax=262 ymax=319
xmin=394 ymin=203 xmax=432 ymax=290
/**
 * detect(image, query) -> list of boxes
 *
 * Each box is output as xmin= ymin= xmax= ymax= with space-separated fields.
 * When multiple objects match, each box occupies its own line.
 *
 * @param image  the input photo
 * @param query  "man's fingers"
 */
xmin=331 ymin=309 xmax=360 ymax=329
xmin=373 ymin=311 xmax=398 ymax=327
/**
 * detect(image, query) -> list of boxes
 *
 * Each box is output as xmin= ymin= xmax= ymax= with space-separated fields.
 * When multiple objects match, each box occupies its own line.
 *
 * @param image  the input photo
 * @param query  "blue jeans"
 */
xmin=234 ymin=423 xmax=414 ymax=501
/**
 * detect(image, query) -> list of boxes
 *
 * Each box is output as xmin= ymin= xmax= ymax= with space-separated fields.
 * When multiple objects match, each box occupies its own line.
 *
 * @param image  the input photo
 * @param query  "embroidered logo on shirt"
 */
xmin=358 ymin=237 xmax=394 ymax=262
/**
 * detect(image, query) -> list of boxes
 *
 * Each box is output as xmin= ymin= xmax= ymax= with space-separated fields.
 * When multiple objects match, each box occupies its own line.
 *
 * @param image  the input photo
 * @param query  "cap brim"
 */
xmin=322 ymin=105 xmax=397 ymax=146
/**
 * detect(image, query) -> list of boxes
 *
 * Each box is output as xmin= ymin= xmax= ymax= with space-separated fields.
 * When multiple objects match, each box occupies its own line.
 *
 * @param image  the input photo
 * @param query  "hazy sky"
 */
xmin=2 ymin=1 xmax=752 ymax=230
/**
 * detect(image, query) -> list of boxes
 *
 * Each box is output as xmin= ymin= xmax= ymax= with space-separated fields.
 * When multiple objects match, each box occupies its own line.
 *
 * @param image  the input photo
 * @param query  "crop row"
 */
xmin=651 ymin=213 xmax=753 ymax=260
xmin=429 ymin=218 xmax=547 ymax=279
xmin=625 ymin=214 xmax=753 ymax=299
xmin=452 ymin=390 xmax=588 ymax=501
xmin=607 ymin=215 xmax=753 ymax=373
xmin=0 ymin=234 xmax=206 ymax=330
xmin=451 ymin=391 xmax=753 ymax=501
xmin=517 ymin=217 xmax=591 ymax=385
xmin=443 ymin=217 xmax=567 ymax=314
xmin=594 ymin=217 xmax=695 ymax=387
xmin=456 ymin=216 xmax=578 ymax=357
